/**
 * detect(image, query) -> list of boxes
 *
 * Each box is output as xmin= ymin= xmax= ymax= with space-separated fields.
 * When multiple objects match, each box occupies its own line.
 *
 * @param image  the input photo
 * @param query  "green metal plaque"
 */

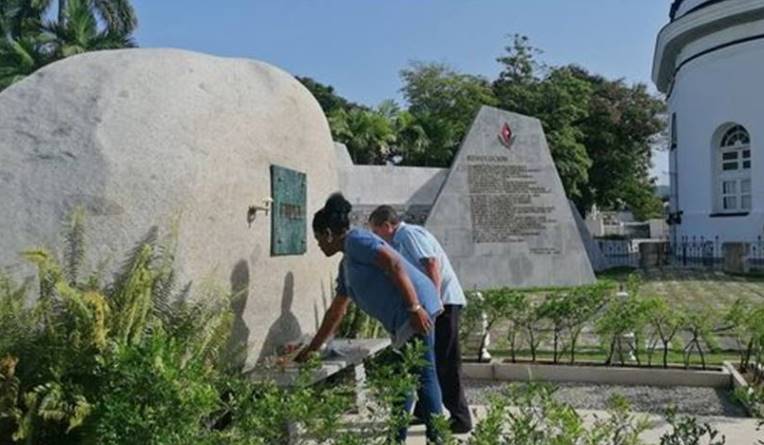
xmin=270 ymin=165 xmax=307 ymax=256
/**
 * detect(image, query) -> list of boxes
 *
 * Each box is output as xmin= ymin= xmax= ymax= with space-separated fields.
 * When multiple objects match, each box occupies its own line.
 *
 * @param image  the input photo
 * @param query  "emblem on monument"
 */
xmin=499 ymin=122 xmax=515 ymax=149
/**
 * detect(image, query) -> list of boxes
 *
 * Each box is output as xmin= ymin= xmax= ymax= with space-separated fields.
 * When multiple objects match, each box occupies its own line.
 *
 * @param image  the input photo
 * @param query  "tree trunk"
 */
xmin=605 ymin=336 xmax=616 ymax=366
xmin=58 ymin=0 xmax=68 ymax=25
xmin=553 ymin=329 xmax=560 ymax=364
xmin=508 ymin=332 xmax=517 ymax=363
xmin=569 ymin=333 xmax=579 ymax=365
xmin=634 ymin=334 xmax=641 ymax=366
xmin=663 ymin=341 xmax=670 ymax=369
xmin=696 ymin=339 xmax=706 ymax=370
xmin=477 ymin=333 xmax=488 ymax=363
xmin=743 ymin=339 xmax=754 ymax=370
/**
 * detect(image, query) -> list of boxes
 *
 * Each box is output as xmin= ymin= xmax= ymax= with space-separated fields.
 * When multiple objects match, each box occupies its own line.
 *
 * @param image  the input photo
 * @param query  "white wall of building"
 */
xmin=670 ymin=38 xmax=764 ymax=242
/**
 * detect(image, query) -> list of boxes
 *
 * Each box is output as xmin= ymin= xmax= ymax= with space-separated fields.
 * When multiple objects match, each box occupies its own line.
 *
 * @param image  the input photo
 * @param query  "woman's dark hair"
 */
xmin=312 ymin=193 xmax=352 ymax=236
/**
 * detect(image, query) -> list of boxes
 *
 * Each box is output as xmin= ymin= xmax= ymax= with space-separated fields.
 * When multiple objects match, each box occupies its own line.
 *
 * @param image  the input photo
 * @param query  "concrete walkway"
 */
xmin=405 ymin=406 xmax=762 ymax=444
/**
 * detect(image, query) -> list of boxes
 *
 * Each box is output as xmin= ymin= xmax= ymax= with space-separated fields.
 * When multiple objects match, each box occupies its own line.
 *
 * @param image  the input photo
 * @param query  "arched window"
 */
xmin=716 ymin=124 xmax=751 ymax=212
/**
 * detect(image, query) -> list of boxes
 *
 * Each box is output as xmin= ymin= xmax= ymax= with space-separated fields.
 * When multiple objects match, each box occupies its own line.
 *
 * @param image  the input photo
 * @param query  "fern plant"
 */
xmin=0 ymin=213 xmax=236 ymax=443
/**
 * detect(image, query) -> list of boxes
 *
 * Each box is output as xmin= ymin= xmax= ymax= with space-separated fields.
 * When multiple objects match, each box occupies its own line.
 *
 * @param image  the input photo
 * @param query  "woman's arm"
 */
xmin=375 ymin=245 xmax=432 ymax=334
xmin=295 ymin=295 xmax=350 ymax=362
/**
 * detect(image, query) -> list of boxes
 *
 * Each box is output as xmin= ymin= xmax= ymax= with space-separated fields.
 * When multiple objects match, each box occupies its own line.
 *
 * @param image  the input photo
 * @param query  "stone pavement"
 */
xmin=405 ymin=406 xmax=762 ymax=444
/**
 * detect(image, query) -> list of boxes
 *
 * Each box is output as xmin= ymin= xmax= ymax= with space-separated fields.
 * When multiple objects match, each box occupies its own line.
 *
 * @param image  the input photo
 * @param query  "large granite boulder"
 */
xmin=0 ymin=49 xmax=340 ymax=365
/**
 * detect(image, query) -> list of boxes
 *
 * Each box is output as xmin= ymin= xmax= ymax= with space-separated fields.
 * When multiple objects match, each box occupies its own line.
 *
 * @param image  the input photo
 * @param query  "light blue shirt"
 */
xmin=392 ymin=222 xmax=467 ymax=307
xmin=336 ymin=228 xmax=443 ymax=347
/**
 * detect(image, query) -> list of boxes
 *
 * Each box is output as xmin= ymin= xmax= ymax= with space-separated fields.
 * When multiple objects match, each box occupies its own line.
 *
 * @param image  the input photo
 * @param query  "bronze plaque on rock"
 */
xmin=271 ymin=165 xmax=307 ymax=256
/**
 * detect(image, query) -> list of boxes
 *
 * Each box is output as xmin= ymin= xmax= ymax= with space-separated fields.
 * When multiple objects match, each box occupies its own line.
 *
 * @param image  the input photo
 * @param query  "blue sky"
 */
xmin=131 ymin=0 xmax=671 ymax=183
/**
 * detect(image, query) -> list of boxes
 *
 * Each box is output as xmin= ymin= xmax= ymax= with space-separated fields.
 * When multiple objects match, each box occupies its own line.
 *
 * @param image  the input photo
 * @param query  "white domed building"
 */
xmin=654 ymin=0 xmax=764 ymax=251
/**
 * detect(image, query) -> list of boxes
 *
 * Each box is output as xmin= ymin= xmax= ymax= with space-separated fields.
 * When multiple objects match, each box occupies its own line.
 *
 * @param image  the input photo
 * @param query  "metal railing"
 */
xmin=595 ymin=235 xmax=764 ymax=271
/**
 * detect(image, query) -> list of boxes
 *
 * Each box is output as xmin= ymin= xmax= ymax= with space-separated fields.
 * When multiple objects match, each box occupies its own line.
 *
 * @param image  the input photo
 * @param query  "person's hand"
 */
xmin=409 ymin=307 xmax=432 ymax=334
xmin=294 ymin=346 xmax=316 ymax=363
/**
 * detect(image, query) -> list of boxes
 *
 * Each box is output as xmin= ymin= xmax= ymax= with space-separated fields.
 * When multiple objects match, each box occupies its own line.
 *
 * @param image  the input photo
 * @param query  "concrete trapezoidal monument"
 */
xmin=425 ymin=106 xmax=596 ymax=289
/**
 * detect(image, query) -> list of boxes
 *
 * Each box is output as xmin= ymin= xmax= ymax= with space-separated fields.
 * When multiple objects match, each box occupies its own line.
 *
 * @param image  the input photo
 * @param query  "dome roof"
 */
xmin=670 ymin=0 xmax=728 ymax=21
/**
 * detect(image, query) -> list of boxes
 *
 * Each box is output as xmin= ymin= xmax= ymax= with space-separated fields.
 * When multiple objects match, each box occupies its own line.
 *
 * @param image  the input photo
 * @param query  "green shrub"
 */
xmin=0 ymin=214 xmax=358 ymax=444
xmin=659 ymin=407 xmax=725 ymax=445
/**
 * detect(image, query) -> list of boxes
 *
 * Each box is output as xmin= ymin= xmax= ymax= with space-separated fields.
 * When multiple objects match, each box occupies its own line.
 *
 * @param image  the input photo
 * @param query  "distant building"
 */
xmin=653 ymin=0 xmax=764 ymax=246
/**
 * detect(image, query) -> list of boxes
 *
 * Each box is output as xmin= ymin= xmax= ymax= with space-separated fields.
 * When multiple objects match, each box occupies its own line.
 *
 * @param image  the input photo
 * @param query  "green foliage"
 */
xmin=734 ymin=386 xmax=764 ymax=418
xmin=681 ymin=306 xmax=719 ymax=370
xmin=0 ymin=217 xmax=239 ymax=443
xmin=303 ymin=35 xmax=665 ymax=217
xmin=399 ymin=61 xmax=498 ymax=167
xmin=479 ymin=289 xmax=525 ymax=362
xmin=596 ymin=278 xmax=653 ymax=366
xmin=659 ymin=407 xmax=726 ymax=445
xmin=494 ymin=36 xmax=593 ymax=200
xmin=364 ymin=341 xmax=425 ymax=443
xmin=0 ymin=0 xmax=136 ymax=92
xmin=464 ymin=383 xmax=650 ymax=445
xmin=45 ymin=0 xmax=136 ymax=59
xmin=643 ymin=295 xmax=685 ymax=368
xmin=329 ymin=106 xmax=397 ymax=164
xmin=725 ymin=298 xmax=764 ymax=373
xmin=2 ymin=212 xmax=466 ymax=444
xmin=561 ymin=282 xmax=613 ymax=364
xmin=91 ymin=332 xmax=221 ymax=445
xmin=538 ymin=292 xmax=577 ymax=364
xmin=494 ymin=34 xmax=665 ymax=217
xmin=296 ymin=76 xmax=363 ymax=115
xmin=570 ymin=68 xmax=667 ymax=220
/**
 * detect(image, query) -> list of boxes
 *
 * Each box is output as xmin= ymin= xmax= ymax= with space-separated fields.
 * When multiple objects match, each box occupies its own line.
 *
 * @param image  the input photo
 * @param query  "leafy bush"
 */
xmin=0 ymin=213 xmax=357 ymax=444
xmin=659 ymin=407 xmax=725 ymax=445
xmin=465 ymin=273 xmax=764 ymax=370
xmin=463 ymin=383 xmax=649 ymax=445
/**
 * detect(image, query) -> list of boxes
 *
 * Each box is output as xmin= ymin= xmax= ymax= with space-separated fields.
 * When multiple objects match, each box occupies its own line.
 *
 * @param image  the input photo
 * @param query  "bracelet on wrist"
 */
xmin=408 ymin=304 xmax=422 ymax=313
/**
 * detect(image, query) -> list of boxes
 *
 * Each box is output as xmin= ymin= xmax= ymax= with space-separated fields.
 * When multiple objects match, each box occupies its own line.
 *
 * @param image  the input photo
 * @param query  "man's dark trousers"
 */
xmin=414 ymin=304 xmax=472 ymax=430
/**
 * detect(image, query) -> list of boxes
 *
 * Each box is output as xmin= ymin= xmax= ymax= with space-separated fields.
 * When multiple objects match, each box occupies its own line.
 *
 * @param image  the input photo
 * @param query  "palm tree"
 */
xmin=0 ymin=0 xmax=51 ymax=89
xmin=391 ymin=110 xmax=430 ymax=165
xmin=54 ymin=0 xmax=137 ymax=35
xmin=45 ymin=0 xmax=135 ymax=58
xmin=0 ymin=0 xmax=44 ymax=39
xmin=0 ymin=34 xmax=51 ymax=89
xmin=329 ymin=108 xmax=397 ymax=165
xmin=0 ymin=0 xmax=136 ymax=92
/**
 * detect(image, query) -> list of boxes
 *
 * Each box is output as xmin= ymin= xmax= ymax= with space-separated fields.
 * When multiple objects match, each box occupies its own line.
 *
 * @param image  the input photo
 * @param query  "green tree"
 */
xmin=329 ymin=106 xmax=397 ymax=165
xmin=50 ymin=0 xmax=137 ymax=35
xmin=570 ymin=67 xmax=666 ymax=219
xmin=494 ymin=36 xmax=593 ymax=199
xmin=296 ymin=76 xmax=363 ymax=115
xmin=400 ymin=61 xmax=497 ymax=166
xmin=494 ymin=34 xmax=666 ymax=218
xmin=0 ymin=0 xmax=50 ymax=89
xmin=45 ymin=0 xmax=135 ymax=58
xmin=0 ymin=0 xmax=136 ymax=92
xmin=645 ymin=295 xmax=684 ymax=368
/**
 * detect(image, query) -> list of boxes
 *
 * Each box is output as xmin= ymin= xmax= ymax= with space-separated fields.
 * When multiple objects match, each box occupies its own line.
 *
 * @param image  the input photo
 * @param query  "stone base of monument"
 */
xmin=460 ymin=361 xmax=731 ymax=388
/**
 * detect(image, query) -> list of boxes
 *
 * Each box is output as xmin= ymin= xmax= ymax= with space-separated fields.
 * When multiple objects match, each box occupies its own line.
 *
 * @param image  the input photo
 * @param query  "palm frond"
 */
xmin=62 ymin=206 xmax=86 ymax=286
xmin=92 ymin=0 xmax=137 ymax=34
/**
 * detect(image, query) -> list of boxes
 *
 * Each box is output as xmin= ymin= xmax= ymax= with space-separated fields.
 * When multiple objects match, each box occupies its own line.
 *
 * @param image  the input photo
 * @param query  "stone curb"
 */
xmin=463 ymin=361 xmax=731 ymax=388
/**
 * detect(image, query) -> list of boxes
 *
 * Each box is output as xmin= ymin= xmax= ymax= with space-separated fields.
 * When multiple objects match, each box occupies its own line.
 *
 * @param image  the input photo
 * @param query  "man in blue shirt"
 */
xmin=369 ymin=206 xmax=473 ymax=434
